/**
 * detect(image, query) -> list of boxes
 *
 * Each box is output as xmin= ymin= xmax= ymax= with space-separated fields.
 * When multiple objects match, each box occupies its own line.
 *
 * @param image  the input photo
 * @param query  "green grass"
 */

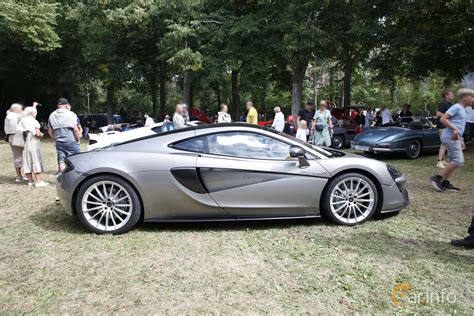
xmin=0 ymin=140 xmax=473 ymax=314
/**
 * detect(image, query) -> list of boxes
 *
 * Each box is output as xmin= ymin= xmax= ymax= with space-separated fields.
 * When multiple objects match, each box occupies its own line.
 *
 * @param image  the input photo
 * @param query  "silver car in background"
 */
xmin=57 ymin=123 xmax=408 ymax=234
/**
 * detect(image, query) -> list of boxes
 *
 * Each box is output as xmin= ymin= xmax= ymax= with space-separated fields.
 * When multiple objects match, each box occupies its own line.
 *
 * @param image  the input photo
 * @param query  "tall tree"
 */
xmin=266 ymin=1 xmax=326 ymax=116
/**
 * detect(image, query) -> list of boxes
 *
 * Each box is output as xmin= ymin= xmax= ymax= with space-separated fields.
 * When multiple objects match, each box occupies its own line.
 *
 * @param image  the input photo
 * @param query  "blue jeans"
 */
xmin=56 ymin=141 xmax=80 ymax=163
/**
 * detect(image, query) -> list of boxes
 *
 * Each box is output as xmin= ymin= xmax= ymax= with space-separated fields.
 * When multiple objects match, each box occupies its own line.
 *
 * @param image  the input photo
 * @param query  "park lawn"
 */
xmin=0 ymin=139 xmax=473 ymax=314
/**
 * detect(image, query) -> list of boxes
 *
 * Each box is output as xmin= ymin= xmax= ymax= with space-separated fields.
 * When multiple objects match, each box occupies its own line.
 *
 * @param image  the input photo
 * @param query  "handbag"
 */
xmin=315 ymin=124 xmax=325 ymax=132
xmin=11 ymin=131 xmax=25 ymax=148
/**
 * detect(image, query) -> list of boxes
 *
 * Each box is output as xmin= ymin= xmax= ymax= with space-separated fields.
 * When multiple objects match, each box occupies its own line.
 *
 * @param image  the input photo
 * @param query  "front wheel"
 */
xmin=75 ymin=175 xmax=142 ymax=234
xmin=322 ymin=173 xmax=379 ymax=225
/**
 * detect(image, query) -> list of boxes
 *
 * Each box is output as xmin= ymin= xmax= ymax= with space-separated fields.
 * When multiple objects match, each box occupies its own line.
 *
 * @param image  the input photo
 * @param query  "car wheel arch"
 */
xmin=320 ymin=168 xmax=384 ymax=215
xmin=71 ymin=172 xmax=145 ymax=223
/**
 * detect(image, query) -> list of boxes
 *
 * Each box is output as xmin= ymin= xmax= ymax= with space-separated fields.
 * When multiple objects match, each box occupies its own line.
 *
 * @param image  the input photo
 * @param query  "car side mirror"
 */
xmin=289 ymin=145 xmax=310 ymax=168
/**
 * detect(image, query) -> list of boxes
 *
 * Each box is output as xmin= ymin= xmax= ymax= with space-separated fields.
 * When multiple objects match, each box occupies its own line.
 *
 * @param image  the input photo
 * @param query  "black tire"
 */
xmin=405 ymin=140 xmax=421 ymax=159
xmin=331 ymin=135 xmax=344 ymax=149
xmin=322 ymin=173 xmax=379 ymax=226
xmin=75 ymin=175 xmax=142 ymax=234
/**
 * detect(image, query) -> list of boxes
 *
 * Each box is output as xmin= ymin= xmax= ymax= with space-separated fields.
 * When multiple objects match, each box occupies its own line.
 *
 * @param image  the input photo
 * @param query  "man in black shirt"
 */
xmin=399 ymin=104 xmax=413 ymax=117
xmin=353 ymin=108 xmax=365 ymax=127
xmin=436 ymin=89 xmax=454 ymax=168
xmin=297 ymin=101 xmax=316 ymax=127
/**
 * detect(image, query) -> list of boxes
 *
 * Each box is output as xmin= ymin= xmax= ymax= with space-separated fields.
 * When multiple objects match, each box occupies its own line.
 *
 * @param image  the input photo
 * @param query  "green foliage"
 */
xmin=0 ymin=1 xmax=471 ymax=121
xmin=0 ymin=0 xmax=61 ymax=52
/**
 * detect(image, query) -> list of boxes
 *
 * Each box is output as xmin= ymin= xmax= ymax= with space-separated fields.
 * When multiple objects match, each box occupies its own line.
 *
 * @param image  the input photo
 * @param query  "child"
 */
xmin=18 ymin=107 xmax=49 ymax=188
xmin=430 ymin=88 xmax=472 ymax=192
xmin=296 ymin=120 xmax=309 ymax=142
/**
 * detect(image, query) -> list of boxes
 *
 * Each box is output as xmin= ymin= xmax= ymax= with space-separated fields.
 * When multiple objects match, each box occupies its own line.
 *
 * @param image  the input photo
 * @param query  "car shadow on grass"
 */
xmin=137 ymin=217 xmax=327 ymax=233
xmin=29 ymin=203 xmax=89 ymax=234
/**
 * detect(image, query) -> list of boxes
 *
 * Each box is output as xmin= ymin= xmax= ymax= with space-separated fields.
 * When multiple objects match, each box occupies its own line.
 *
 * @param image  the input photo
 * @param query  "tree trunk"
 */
xmin=343 ymin=46 xmax=352 ymax=106
xmin=390 ymin=83 xmax=397 ymax=107
xmin=215 ymin=84 xmax=221 ymax=107
xmin=150 ymin=73 xmax=157 ymax=118
xmin=291 ymin=58 xmax=309 ymax=117
xmin=183 ymin=71 xmax=192 ymax=107
xmin=231 ymin=69 xmax=240 ymax=120
xmin=159 ymin=62 xmax=167 ymax=115
xmin=106 ymin=81 xmax=115 ymax=124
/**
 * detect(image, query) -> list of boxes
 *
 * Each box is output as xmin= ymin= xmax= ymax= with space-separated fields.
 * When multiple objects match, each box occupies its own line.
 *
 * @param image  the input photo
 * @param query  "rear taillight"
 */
xmin=63 ymin=159 xmax=75 ymax=173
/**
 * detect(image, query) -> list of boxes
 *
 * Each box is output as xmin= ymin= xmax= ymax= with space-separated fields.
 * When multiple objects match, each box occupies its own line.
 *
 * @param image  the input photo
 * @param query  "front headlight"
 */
xmin=387 ymin=164 xmax=401 ymax=180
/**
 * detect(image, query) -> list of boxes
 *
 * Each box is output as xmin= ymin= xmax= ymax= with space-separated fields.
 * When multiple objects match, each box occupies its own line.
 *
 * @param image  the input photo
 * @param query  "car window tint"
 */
xmin=207 ymin=132 xmax=290 ymax=160
xmin=173 ymin=136 xmax=207 ymax=153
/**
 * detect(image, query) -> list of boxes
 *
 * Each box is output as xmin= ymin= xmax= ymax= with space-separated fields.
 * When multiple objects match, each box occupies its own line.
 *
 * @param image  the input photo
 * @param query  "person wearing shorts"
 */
xmin=435 ymin=89 xmax=454 ymax=168
xmin=47 ymin=98 xmax=82 ymax=172
xmin=430 ymin=89 xmax=472 ymax=192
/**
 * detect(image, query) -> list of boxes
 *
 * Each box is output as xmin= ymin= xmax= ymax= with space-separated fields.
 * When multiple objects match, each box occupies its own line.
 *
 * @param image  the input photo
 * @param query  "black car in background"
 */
xmin=351 ymin=116 xmax=441 ymax=159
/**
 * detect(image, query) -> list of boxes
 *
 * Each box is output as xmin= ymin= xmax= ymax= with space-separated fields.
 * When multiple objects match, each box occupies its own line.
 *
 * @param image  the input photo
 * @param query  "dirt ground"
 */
xmin=0 ymin=140 xmax=473 ymax=314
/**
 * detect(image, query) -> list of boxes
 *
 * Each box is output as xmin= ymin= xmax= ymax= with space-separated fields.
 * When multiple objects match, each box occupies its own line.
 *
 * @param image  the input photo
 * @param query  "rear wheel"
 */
xmin=331 ymin=135 xmax=344 ymax=149
xmin=75 ymin=175 xmax=142 ymax=234
xmin=322 ymin=173 xmax=379 ymax=225
xmin=405 ymin=140 xmax=421 ymax=159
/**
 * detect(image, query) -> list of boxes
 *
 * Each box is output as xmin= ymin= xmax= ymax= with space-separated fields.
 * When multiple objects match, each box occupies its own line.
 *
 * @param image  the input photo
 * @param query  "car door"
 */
xmin=191 ymin=131 xmax=330 ymax=218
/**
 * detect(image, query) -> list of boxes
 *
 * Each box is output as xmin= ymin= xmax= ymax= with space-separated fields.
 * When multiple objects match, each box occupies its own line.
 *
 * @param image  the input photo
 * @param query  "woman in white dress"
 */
xmin=17 ymin=107 xmax=49 ymax=188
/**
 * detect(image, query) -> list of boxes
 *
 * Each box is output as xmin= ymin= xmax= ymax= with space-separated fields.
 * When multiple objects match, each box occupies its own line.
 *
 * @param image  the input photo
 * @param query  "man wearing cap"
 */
xmin=47 ymin=98 xmax=82 ymax=172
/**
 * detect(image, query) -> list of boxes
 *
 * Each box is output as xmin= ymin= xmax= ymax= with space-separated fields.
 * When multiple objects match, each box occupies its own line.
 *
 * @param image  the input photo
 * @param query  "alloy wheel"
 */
xmin=81 ymin=180 xmax=133 ymax=232
xmin=329 ymin=177 xmax=375 ymax=224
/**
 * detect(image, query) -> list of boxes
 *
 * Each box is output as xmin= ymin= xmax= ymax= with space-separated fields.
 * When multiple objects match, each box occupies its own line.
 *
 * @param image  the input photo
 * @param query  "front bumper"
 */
xmin=380 ymin=174 xmax=409 ymax=213
xmin=351 ymin=142 xmax=405 ymax=153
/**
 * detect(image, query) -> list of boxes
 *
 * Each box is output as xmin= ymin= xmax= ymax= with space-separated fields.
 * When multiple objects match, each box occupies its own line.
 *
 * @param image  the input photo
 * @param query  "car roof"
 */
xmin=107 ymin=123 xmax=270 ymax=149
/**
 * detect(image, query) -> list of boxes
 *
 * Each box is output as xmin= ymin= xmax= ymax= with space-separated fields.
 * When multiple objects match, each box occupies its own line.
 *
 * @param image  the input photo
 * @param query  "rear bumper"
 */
xmin=56 ymin=170 xmax=85 ymax=216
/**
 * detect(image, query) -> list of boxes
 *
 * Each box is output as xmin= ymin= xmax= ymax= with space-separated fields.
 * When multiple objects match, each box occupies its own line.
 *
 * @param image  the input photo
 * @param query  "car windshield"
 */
xmin=395 ymin=117 xmax=432 ymax=129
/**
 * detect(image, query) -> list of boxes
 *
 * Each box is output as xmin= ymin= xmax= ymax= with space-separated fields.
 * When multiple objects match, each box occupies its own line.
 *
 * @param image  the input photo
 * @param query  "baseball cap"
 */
xmin=57 ymin=97 xmax=69 ymax=105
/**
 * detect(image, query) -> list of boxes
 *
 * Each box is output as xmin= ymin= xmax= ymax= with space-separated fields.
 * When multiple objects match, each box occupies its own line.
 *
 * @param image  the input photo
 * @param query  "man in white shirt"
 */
xmin=465 ymin=102 xmax=474 ymax=143
xmin=271 ymin=106 xmax=285 ymax=132
xmin=144 ymin=114 xmax=155 ymax=126
xmin=381 ymin=106 xmax=392 ymax=126
xmin=173 ymin=103 xmax=185 ymax=128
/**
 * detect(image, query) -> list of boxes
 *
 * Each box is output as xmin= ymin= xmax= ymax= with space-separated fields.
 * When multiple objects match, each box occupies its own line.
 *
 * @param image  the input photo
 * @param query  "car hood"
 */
xmin=354 ymin=127 xmax=410 ymax=143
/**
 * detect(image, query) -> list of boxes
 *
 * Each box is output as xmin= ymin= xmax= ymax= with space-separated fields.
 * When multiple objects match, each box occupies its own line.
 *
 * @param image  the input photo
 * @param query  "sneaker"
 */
xmin=451 ymin=237 xmax=474 ymax=249
xmin=442 ymin=180 xmax=460 ymax=192
xmin=15 ymin=176 xmax=25 ymax=183
xmin=436 ymin=160 xmax=446 ymax=169
xmin=430 ymin=175 xmax=445 ymax=192
xmin=35 ymin=181 xmax=50 ymax=188
xmin=28 ymin=182 xmax=35 ymax=188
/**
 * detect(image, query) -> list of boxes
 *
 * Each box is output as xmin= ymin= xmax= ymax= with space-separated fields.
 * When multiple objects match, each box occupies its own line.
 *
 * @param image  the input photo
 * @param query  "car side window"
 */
xmin=207 ymin=132 xmax=290 ymax=160
xmin=173 ymin=136 xmax=208 ymax=153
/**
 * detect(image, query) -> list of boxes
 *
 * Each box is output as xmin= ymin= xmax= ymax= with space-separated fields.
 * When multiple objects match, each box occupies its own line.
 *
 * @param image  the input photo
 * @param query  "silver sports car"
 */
xmin=57 ymin=123 xmax=409 ymax=234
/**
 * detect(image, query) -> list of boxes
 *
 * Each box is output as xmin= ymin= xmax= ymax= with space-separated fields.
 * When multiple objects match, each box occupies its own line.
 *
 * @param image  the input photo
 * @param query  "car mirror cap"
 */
xmin=289 ymin=145 xmax=305 ymax=157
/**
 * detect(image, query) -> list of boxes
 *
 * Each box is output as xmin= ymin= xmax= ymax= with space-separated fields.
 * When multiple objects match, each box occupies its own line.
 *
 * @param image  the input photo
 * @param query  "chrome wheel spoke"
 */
xmin=84 ymin=205 xmax=103 ymax=212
